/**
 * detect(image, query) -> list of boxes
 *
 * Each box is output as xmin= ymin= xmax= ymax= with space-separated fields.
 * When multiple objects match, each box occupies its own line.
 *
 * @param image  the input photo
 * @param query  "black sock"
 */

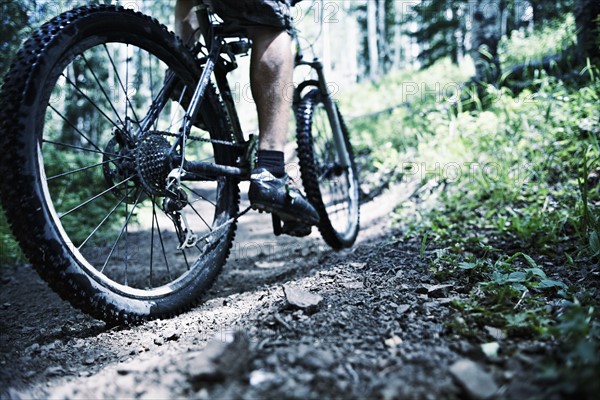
xmin=256 ymin=150 xmax=285 ymax=177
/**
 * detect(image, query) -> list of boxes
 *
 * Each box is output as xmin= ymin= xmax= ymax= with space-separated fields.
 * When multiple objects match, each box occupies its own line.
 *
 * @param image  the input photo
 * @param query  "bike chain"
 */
xmin=158 ymin=131 xmax=245 ymax=149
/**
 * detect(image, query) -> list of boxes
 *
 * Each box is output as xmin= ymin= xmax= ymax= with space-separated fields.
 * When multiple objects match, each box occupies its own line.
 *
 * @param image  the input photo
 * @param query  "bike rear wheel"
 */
xmin=0 ymin=5 xmax=238 ymax=324
xmin=296 ymin=89 xmax=360 ymax=249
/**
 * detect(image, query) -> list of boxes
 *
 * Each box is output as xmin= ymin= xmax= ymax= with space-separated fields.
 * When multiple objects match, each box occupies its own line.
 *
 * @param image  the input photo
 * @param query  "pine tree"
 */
xmin=408 ymin=0 xmax=468 ymax=68
xmin=471 ymin=0 xmax=502 ymax=84
xmin=0 ymin=0 xmax=29 ymax=77
xmin=575 ymin=0 xmax=600 ymax=64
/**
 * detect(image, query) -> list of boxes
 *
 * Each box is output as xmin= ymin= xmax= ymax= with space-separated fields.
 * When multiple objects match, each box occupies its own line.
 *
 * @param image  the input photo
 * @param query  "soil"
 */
xmin=0 ymin=184 xmax=588 ymax=399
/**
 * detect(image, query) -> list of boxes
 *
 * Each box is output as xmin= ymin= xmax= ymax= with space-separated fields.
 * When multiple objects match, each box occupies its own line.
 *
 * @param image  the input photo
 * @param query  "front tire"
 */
xmin=0 ymin=5 xmax=238 ymax=324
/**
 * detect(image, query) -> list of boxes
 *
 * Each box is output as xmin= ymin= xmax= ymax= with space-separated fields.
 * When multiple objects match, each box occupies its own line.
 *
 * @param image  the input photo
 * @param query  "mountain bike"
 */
xmin=0 ymin=3 xmax=359 ymax=324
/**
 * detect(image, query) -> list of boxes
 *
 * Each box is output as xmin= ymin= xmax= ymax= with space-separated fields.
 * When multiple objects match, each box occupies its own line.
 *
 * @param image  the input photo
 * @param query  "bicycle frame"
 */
xmin=156 ymin=1 xmax=350 ymax=183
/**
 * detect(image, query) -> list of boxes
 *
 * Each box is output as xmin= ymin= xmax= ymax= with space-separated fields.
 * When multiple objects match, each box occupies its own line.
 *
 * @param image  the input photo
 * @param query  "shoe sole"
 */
xmin=251 ymin=202 xmax=319 ymax=225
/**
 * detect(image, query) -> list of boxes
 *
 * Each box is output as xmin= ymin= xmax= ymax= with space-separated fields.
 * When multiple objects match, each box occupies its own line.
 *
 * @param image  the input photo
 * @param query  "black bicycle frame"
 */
xmin=154 ymin=1 xmax=350 ymax=182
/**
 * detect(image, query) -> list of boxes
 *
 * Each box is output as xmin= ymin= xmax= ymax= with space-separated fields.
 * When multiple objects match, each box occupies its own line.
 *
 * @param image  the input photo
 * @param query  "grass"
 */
xmin=340 ymin=16 xmax=600 ymax=395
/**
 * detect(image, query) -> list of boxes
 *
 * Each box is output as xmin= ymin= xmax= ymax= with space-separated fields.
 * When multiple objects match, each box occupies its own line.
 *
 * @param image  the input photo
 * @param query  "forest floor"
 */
xmin=0 ymin=181 xmax=595 ymax=400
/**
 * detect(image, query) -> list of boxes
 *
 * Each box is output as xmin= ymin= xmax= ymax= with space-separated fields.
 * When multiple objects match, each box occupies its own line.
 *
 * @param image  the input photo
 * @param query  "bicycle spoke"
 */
xmin=103 ymin=44 xmax=142 ymax=128
xmin=125 ymin=44 xmax=130 ymax=127
xmin=124 ymin=186 xmax=130 ymax=286
xmin=78 ymin=193 xmax=129 ymax=250
xmin=100 ymin=189 xmax=143 ymax=274
xmin=182 ymin=183 xmax=217 ymax=208
xmin=168 ymin=85 xmax=188 ymax=130
xmin=48 ymin=104 xmax=106 ymax=154
xmin=187 ymin=202 xmax=213 ymax=231
xmin=60 ymin=176 xmax=134 ymax=218
xmin=80 ymin=53 xmax=127 ymax=128
xmin=181 ymin=248 xmax=191 ymax=271
xmin=152 ymin=198 xmax=173 ymax=281
xmin=47 ymin=156 xmax=126 ymax=181
xmin=62 ymin=73 xmax=121 ymax=129
xmin=42 ymin=139 xmax=126 ymax=159
xmin=150 ymin=196 xmax=157 ymax=288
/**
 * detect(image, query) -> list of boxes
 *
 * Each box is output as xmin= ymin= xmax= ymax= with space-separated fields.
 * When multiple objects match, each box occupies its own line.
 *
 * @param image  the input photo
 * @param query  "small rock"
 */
xmin=26 ymin=343 xmax=40 ymax=354
xmin=416 ymin=285 xmax=430 ymax=294
xmin=428 ymin=284 xmax=453 ymax=298
xmin=283 ymin=285 xmax=323 ymax=312
xmin=300 ymin=349 xmax=336 ymax=370
xmin=163 ymin=329 xmax=180 ymax=342
xmin=396 ymin=304 xmax=411 ymax=315
xmin=255 ymin=261 xmax=286 ymax=269
xmin=480 ymin=342 xmax=500 ymax=359
xmin=484 ymin=326 xmax=506 ymax=341
xmin=249 ymin=369 xmax=277 ymax=386
xmin=449 ymin=359 xmax=498 ymax=400
xmin=154 ymin=337 xmax=165 ymax=346
xmin=186 ymin=332 xmax=250 ymax=386
xmin=45 ymin=366 xmax=65 ymax=377
xmin=340 ymin=281 xmax=364 ymax=289
xmin=82 ymin=355 xmax=95 ymax=365
xmin=1 ymin=302 xmax=11 ymax=309
xmin=348 ymin=262 xmax=367 ymax=269
xmin=384 ymin=335 xmax=403 ymax=348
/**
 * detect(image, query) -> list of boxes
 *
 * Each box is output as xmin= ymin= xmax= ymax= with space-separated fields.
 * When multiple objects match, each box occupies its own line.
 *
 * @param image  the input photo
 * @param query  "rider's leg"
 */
xmin=246 ymin=27 xmax=319 ymax=226
xmin=247 ymin=27 xmax=293 ymax=153
xmin=247 ymin=27 xmax=294 ymax=177
xmin=175 ymin=0 xmax=195 ymax=42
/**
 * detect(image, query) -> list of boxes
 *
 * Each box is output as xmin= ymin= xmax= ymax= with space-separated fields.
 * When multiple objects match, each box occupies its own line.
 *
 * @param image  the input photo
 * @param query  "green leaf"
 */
xmin=538 ymin=279 xmax=568 ymax=290
xmin=589 ymin=230 xmax=600 ymax=255
xmin=525 ymin=267 xmax=547 ymax=279
xmin=458 ymin=262 xmax=477 ymax=270
xmin=521 ymin=254 xmax=538 ymax=268
xmin=507 ymin=271 xmax=527 ymax=282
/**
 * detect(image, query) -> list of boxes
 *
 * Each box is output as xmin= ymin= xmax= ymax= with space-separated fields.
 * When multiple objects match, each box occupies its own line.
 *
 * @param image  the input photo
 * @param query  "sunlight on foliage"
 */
xmin=499 ymin=15 xmax=577 ymax=68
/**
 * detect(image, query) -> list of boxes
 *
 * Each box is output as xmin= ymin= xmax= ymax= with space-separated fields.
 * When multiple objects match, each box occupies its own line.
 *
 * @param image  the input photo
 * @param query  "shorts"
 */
xmin=210 ymin=0 xmax=293 ymax=33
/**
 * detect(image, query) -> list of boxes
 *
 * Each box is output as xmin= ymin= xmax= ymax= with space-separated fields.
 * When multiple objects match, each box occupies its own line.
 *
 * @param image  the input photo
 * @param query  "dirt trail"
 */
xmin=0 ymin=184 xmax=547 ymax=399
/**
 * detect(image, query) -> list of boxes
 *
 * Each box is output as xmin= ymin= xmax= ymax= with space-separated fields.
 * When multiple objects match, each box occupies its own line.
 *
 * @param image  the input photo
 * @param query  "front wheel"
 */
xmin=0 ymin=5 xmax=239 ymax=324
xmin=296 ymin=89 xmax=360 ymax=249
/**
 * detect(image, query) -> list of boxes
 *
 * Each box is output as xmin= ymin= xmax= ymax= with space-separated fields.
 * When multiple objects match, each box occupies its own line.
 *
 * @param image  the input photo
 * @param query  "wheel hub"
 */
xmin=103 ymin=136 xmax=139 ymax=203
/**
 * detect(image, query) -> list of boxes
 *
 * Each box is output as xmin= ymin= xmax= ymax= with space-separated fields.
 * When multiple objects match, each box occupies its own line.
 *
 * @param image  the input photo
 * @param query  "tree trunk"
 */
xmin=377 ymin=0 xmax=388 ymax=74
xmin=367 ymin=0 xmax=379 ymax=80
xmin=471 ymin=0 xmax=502 ymax=84
xmin=576 ymin=0 xmax=600 ymax=65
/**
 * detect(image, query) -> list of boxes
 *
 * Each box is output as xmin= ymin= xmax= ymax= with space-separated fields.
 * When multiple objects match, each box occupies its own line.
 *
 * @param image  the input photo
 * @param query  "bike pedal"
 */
xmin=281 ymin=221 xmax=312 ymax=237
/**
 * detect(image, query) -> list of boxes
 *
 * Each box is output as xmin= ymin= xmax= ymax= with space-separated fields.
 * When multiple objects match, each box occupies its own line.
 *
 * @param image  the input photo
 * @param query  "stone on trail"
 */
xmin=299 ymin=348 xmax=336 ymax=370
xmin=283 ymin=285 xmax=323 ymax=311
xmin=384 ymin=335 xmax=403 ymax=348
xmin=255 ymin=261 xmax=286 ymax=269
xmin=416 ymin=284 xmax=454 ymax=298
xmin=449 ymin=359 xmax=498 ymax=400
xmin=186 ymin=332 xmax=250 ymax=386
xmin=162 ymin=328 xmax=180 ymax=342
xmin=340 ymin=281 xmax=365 ymax=289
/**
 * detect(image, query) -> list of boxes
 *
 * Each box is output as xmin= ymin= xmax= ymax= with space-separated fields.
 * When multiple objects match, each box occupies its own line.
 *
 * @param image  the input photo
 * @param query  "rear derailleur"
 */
xmin=163 ymin=169 xmax=198 ymax=249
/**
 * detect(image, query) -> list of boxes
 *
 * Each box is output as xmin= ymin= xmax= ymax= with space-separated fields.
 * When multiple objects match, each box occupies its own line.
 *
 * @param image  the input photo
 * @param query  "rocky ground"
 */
xmin=0 ymin=184 xmax=588 ymax=399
